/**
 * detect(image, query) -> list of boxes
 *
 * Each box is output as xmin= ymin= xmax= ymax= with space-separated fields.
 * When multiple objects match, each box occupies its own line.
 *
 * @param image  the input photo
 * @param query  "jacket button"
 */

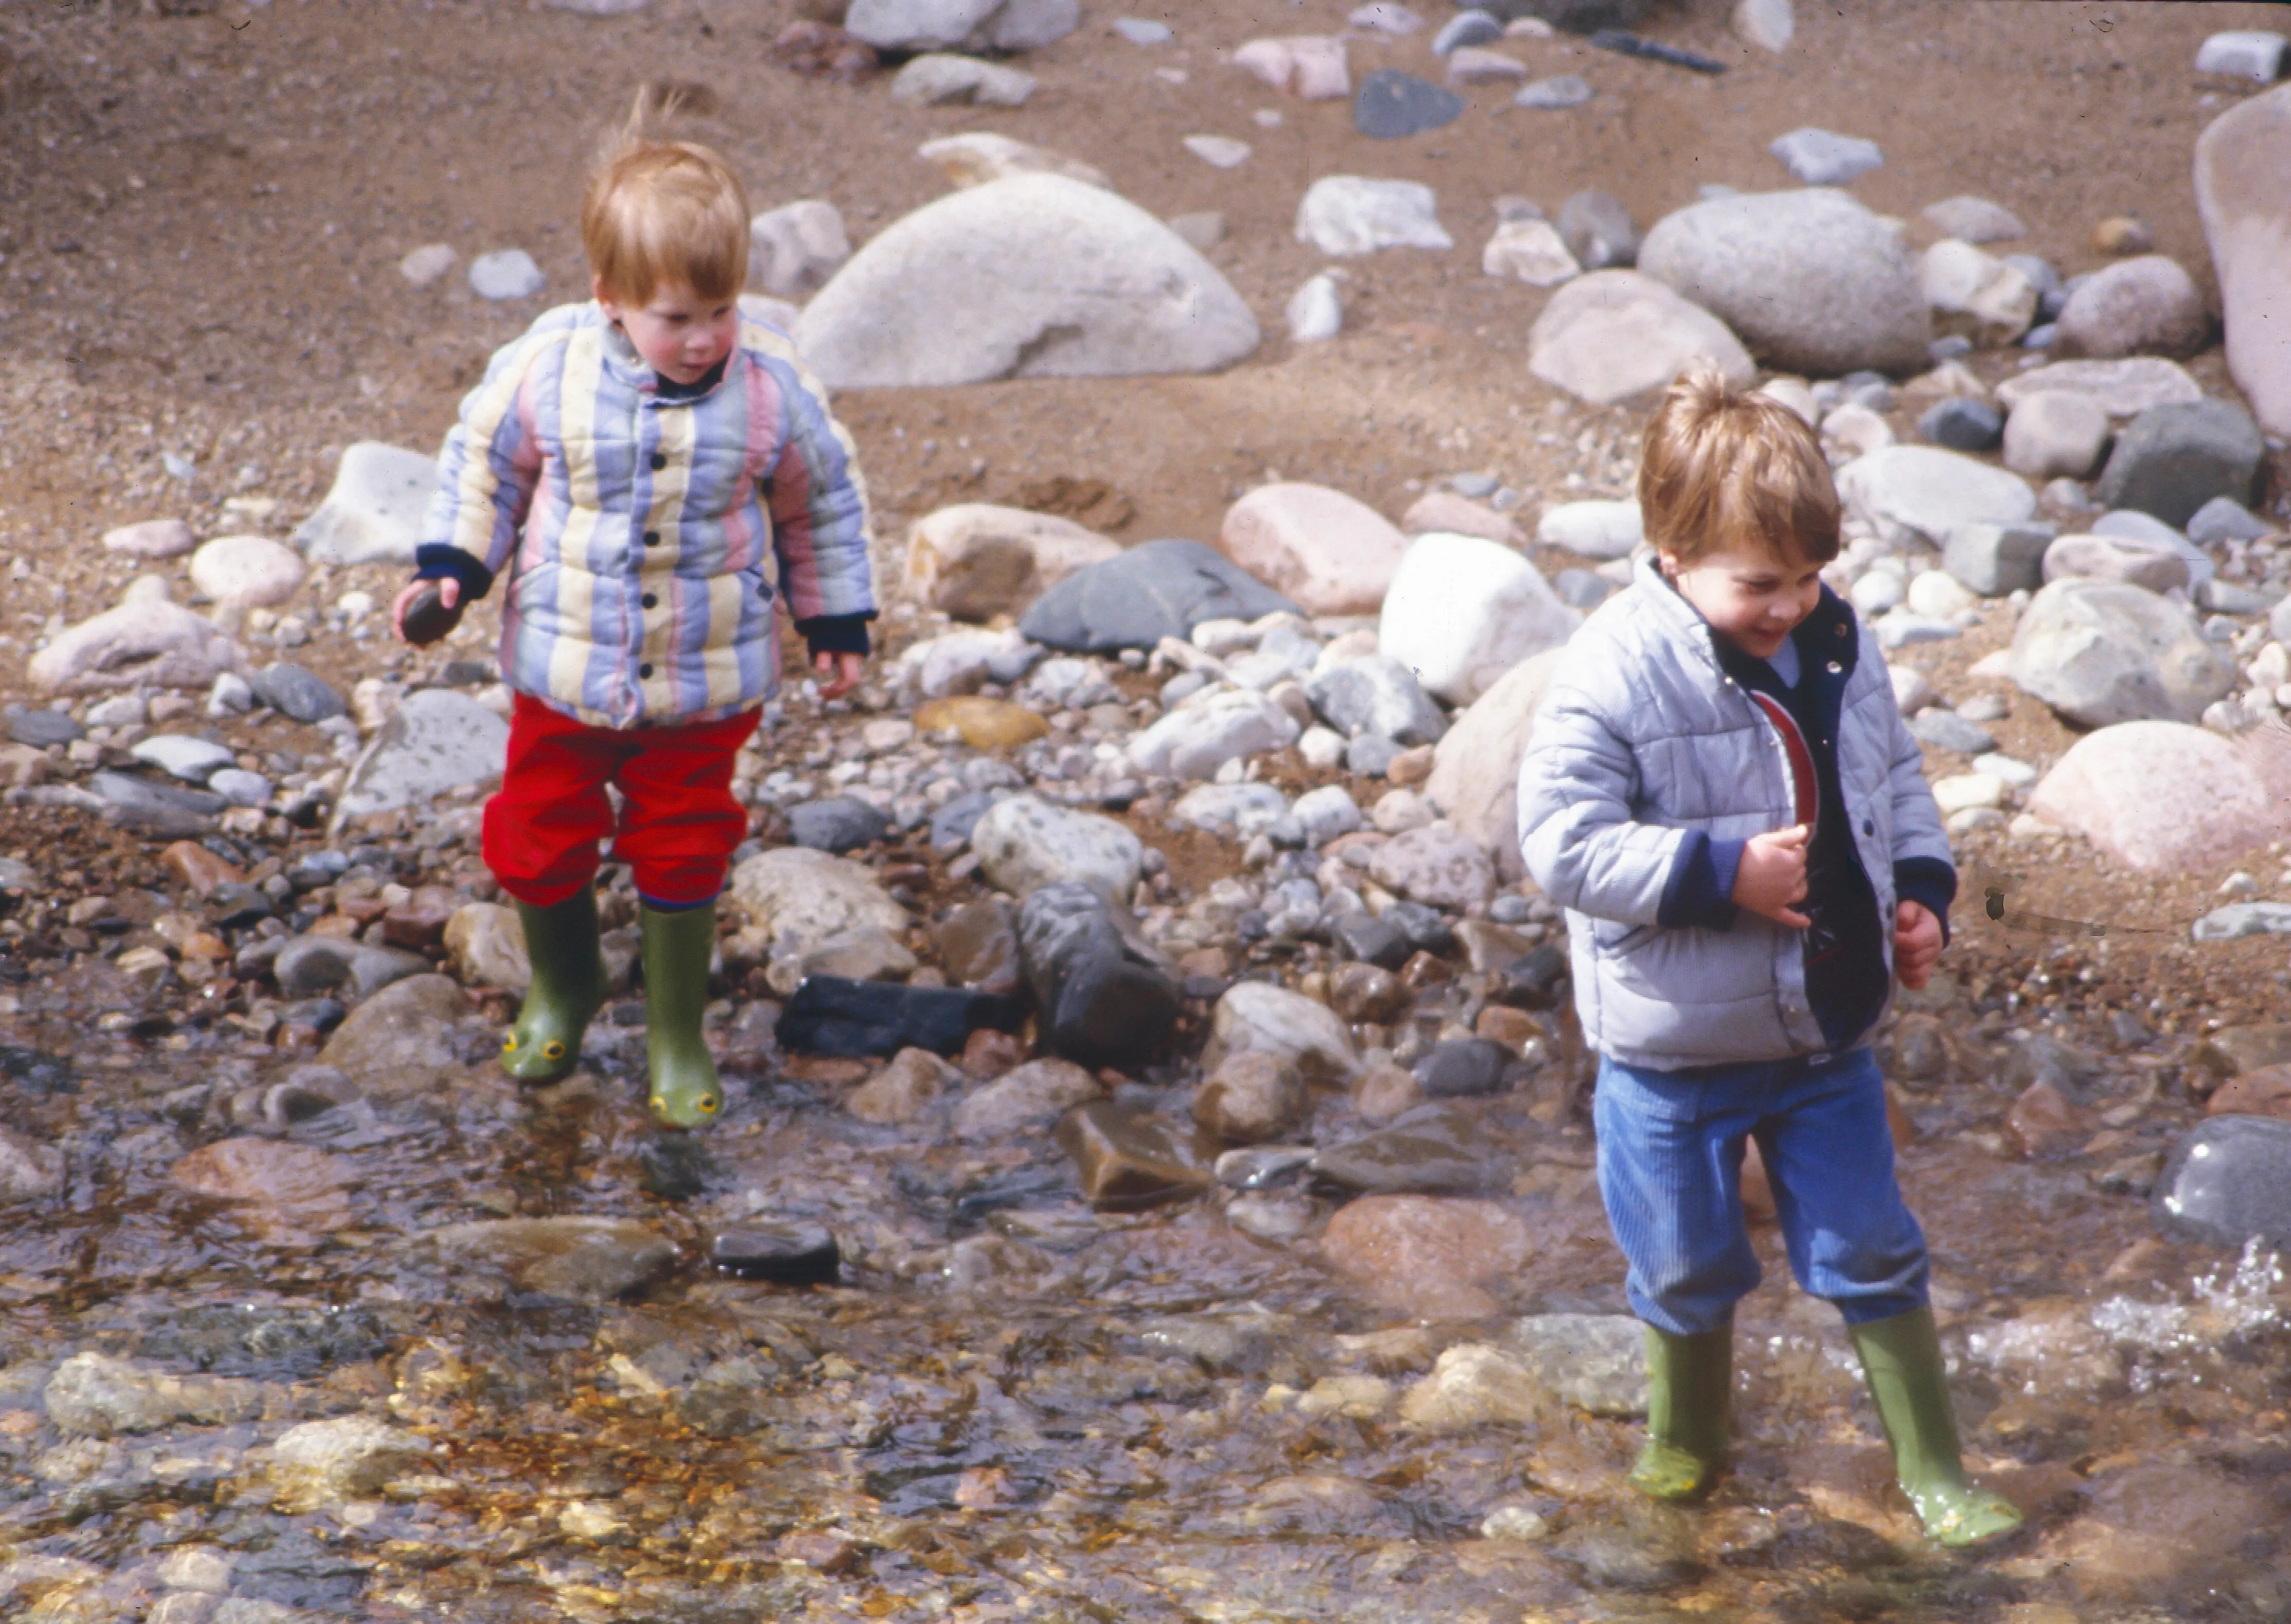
xmin=639 ymin=663 xmax=654 ymax=679
xmin=643 ymin=529 xmax=660 ymax=547
xmin=649 ymin=453 xmax=666 ymax=471
xmin=642 ymin=593 xmax=658 ymax=609
xmin=1863 ymin=819 xmax=1874 ymax=836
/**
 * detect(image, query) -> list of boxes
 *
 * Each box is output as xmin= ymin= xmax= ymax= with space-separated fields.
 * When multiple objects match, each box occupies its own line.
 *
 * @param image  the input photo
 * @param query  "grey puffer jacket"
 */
xmin=1517 ymin=552 xmax=1951 ymax=1071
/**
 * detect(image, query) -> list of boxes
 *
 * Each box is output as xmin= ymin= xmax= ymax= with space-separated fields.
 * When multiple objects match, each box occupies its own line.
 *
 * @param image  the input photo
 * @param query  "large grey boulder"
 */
xmin=1836 ymin=446 xmax=2036 ymax=549
xmin=1636 ymin=187 xmax=1930 ymax=377
xmin=1526 ymin=269 xmax=1753 ymax=408
xmin=333 ymin=690 xmax=510 ymax=826
xmin=2195 ymin=85 xmax=2291 ymax=437
xmin=2091 ymin=399 xmax=2269 ymax=529
xmin=795 ymin=175 xmax=1259 ymax=388
xmin=293 ymin=442 xmax=439 ymax=567
xmin=845 ymin=0 xmax=1078 ymax=52
xmin=2007 ymin=578 xmax=2235 ymax=729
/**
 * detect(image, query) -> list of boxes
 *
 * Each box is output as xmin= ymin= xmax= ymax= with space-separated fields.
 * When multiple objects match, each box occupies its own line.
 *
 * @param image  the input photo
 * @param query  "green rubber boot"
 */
xmin=502 ymin=891 xmax=605 ymax=1082
xmin=640 ymin=902 xmax=724 ymax=1129
xmin=1847 ymin=1305 xmax=2024 ymax=1547
xmin=1628 ymin=1320 xmax=1733 ymax=1502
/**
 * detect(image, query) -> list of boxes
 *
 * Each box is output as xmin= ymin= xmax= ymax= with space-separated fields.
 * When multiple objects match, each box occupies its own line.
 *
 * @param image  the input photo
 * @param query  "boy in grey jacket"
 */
xmin=1518 ymin=367 xmax=2020 ymax=1547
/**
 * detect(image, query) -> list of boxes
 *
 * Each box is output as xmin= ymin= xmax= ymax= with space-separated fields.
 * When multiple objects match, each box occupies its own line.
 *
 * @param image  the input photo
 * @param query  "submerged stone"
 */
xmin=1059 ymin=1100 xmax=1214 ymax=1211
xmin=2152 ymin=1115 xmax=2291 ymax=1248
xmin=710 ymin=1221 xmax=842 ymax=1285
xmin=1310 ymin=1102 xmax=1513 ymax=1195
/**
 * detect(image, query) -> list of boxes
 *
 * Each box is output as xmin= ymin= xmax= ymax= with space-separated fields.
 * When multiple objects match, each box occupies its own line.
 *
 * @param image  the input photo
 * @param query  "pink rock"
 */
xmin=101 ymin=518 xmax=197 ymax=559
xmin=2195 ymin=84 xmax=2291 ymax=436
xmin=1320 ymin=1193 xmax=1532 ymax=1319
xmin=1401 ymin=490 xmax=1520 ymax=544
xmin=1423 ymin=649 xmax=1564 ymax=881
xmin=2055 ymin=255 xmax=2208 ymax=361
xmin=1233 ymin=37 xmax=1295 ymax=90
xmin=1219 ymin=482 xmax=1407 ymax=616
xmin=2039 ymin=533 xmax=2189 ymax=594
xmin=189 ymin=534 xmax=308 ymax=608
xmin=27 ymin=600 xmax=249 ymax=695
xmin=2026 ymin=720 xmax=2291 ymax=874
xmin=1232 ymin=36 xmax=1348 ymax=99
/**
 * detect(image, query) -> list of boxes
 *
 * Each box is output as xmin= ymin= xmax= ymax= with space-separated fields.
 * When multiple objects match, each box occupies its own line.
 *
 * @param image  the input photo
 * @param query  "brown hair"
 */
xmin=1636 ymin=364 xmax=1841 ymax=568
xmin=580 ymin=92 xmax=750 ymax=307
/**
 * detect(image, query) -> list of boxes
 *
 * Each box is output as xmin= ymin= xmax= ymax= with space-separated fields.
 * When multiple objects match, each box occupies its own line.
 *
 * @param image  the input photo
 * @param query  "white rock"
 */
xmin=1447 ymin=46 xmax=1527 ymax=85
xmin=1204 ymin=980 xmax=1360 ymax=1082
xmin=1755 ymin=376 xmax=1820 ymax=426
xmin=1732 ymin=0 xmax=1792 ymax=52
xmin=2195 ymin=30 xmax=2287 ymax=83
xmin=1287 ymin=273 xmax=1344 ymax=343
xmin=890 ymin=54 xmax=1037 ymax=105
xmin=292 ymin=442 xmax=440 ymax=567
xmin=208 ymin=769 xmax=270 ymax=807
xmin=334 ymin=690 xmax=510 ymax=823
xmin=2029 ymin=719 xmax=2291 ymax=874
xmin=1481 ymin=218 xmax=1579 ymax=287
xmin=1370 ymin=823 xmax=1496 ymax=908
xmin=1536 ymin=500 xmax=1642 ymax=560
xmin=1931 ymin=772 xmax=2005 ymax=815
xmin=1527 ymin=269 xmax=1755 ymax=408
xmin=270 ymin=1417 xmax=433 ymax=1508
xmin=1994 ymin=357 xmax=2204 ymax=419
xmin=1233 ymin=37 xmax=1351 ymax=100
xmin=2194 ymin=84 xmax=2291 ymax=437
xmin=749 ymin=200 xmax=851 ymax=298
xmin=189 ymin=534 xmax=307 ymax=608
xmin=1890 ymin=664 xmax=1935 ymax=714
xmin=1769 ymin=128 xmax=1883 ymax=186
xmin=1184 ymin=135 xmax=1252 ymax=169
xmin=1920 ymin=238 xmax=2036 ymax=347
xmin=904 ymin=505 xmax=1120 ymax=622
xmin=1920 ymin=196 xmax=2024 ymax=243
xmin=1126 ymin=688 xmax=1302 ymax=781
xmin=848 ymin=0 xmax=1077 ymax=52
xmin=897 ymin=627 xmax=1039 ymax=697
xmin=1836 ymin=446 xmax=2036 ymax=549
xmin=468 ymin=249 xmax=544 ymax=301
xmin=1173 ymin=782 xmax=1290 ymax=837
xmin=1371 ymin=788 xmax=1433 ymax=833
xmin=797 ymin=175 xmax=1258 ymax=388
xmin=1822 ymin=403 xmax=1895 ymax=460
xmin=919 ymin=132 xmax=1109 ymax=195
xmin=1850 ymin=570 xmax=1905 ymax=616
xmin=28 ymin=601 xmax=248 ymax=696
xmin=1637 ymin=187 xmax=1929 ymax=377
xmin=1295 ymin=176 xmax=1453 ymax=256
xmin=1973 ymin=751 xmax=2038 ymax=789
xmin=1907 ymin=569 xmax=1975 ymax=619
xmin=1219 ymin=484 xmax=1407 ymax=617
xmin=2002 ymin=390 xmax=2111 ymax=481
xmin=2008 ymin=578 xmax=2236 ymax=728
xmin=101 ymin=518 xmax=197 ymax=558
xmin=1299 ymin=725 xmax=1348 ymax=768
xmin=1113 ymin=15 xmax=1173 ymax=44
xmin=1292 ymin=784 xmax=1364 ymax=844
xmin=1381 ymin=533 xmax=1582 ymax=707
xmin=972 ymin=794 xmax=1145 ymax=901
xmin=2042 ymin=533 xmax=2189 ymax=595
xmin=131 ymin=735 xmax=235 ymax=783
xmin=398 ymin=243 xmax=456 ymax=287
xmin=728 ymin=846 xmax=908 ymax=956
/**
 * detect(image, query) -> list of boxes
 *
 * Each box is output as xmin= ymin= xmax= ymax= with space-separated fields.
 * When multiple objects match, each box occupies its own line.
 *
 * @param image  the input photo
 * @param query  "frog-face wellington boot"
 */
xmin=640 ymin=901 xmax=724 ymax=1129
xmin=502 ymin=889 xmax=606 ymax=1082
xmin=1628 ymin=1319 xmax=1734 ymax=1502
xmin=1847 ymin=1305 xmax=2024 ymax=1547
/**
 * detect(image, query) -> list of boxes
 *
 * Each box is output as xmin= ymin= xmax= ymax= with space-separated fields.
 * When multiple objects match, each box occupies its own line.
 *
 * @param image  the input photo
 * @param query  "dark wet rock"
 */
xmin=1330 ymin=910 xmax=1411 ymax=969
xmin=2094 ymin=398 xmax=2268 ymax=528
xmin=637 ymin=1134 xmax=719 ymax=1203
xmin=710 ymin=1221 xmax=841 ymax=1285
xmin=1 ymin=1045 xmax=74 ymax=1096
xmin=90 ymin=769 xmax=225 ymax=833
xmin=1018 ymin=538 xmax=1300 ymax=655
xmin=272 ymin=935 xmax=430 ymax=1000
xmin=1490 ymin=0 xmax=1647 ymax=31
xmin=2153 ymin=1115 xmax=2291 ymax=1248
xmin=2003 ymin=1032 xmax=2106 ymax=1101
xmin=928 ymin=788 xmax=1001 ymax=853
xmin=1486 ymin=942 xmax=1570 ymax=1009
xmin=778 ymin=975 xmax=1027 ymax=1058
xmin=7 ymin=708 xmax=81 ymax=747
xmin=1330 ymin=961 xmax=1408 ymax=1024
xmin=208 ymin=882 xmax=276 ymax=931
xmin=1354 ymin=68 xmax=1465 ymax=138
xmin=932 ymin=898 xmax=1022 ymax=994
xmin=1311 ymin=1102 xmax=1514 ymax=1195
xmin=954 ymin=1057 xmax=1103 ymax=1139
xmin=1193 ymin=1051 xmax=1308 ymax=1143
xmin=251 ymin=662 xmax=347 ymax=723
xmin=277 ymin=998 xmax=347 ymax=1035
xmin=426 ymin=1216 xmax=680 ymax=1302
xmin=787 ymin=796 xmax=891 ymax=853
xmin=1 ymin=1123 xmax=65 ymax=1202
xmin=1414 ymin=1038 xmax=1514 ymax=1098
xmin=318 ymin=973 xmax=475 ymax=1099
xmin=43 ymin=1351 xmax=268 ymax=1436
xmin=1059 ymin=1100 xmax=1212 ymax=1211
xmin=1918 ymin=397 xmax=2004 ymax=452
xmin=171 ymin=1136 xmax=356 ymax=1243
xmin=1018 ymin=880 xmax=1180 ymax=1071
xmin=674 ymin=1357 xmax=777 ymax=1437
xmin=1550 ymin=1524 xmax=1702 ymax=1591
xmin=1506 ymin=1313 xmax=1648 ymax=1415
xmin=133 ymin=1302 xmax=393 ymax=1379
xmin=380 ymin=884 xmax=456 ymax=950
xmin=2006 ymin=1079 xmax=2090 ymax=1158
xmin=1383 ymin=899 xmax=1455 ymax=952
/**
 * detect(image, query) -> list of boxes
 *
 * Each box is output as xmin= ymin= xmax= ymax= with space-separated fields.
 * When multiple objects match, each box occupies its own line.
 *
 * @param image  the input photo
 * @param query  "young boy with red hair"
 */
xmin=395 ymin=108 xmax=874 ymax=1128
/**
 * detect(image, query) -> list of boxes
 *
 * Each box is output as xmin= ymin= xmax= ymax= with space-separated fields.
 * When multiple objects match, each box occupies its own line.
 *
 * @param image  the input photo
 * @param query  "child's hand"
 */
xmin=814 ymin=650 xmax=865 ymax=701
xmin=1733 ymin=823 xmax=1811 ymax=929
xmin=392 ymin=576 xmax=459 ymax=644
xmin=1894 ymin=899 xmax=1943 ymax=990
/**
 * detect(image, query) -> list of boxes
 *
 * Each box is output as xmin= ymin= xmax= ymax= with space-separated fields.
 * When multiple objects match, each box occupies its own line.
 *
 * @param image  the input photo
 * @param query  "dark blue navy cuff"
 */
xmin=1894 ymin=857 xmax=1958 ymax=949
xmin=1658 ymin=830 xmax=1744 ymax=931
xmin=797 ymin=612 xmax=875 ymax=659
xmin=413 ymin=544 xmax=495 ymax=602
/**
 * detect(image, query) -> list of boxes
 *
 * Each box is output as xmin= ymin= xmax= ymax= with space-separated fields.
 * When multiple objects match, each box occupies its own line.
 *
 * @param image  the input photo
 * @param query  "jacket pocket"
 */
xmin=1593 ymin=917 xmax=1654 ymax=956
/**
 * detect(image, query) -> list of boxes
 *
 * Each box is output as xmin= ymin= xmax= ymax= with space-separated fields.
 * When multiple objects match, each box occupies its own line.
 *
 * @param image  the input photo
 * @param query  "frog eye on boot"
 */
xmin=502 ymin=1034 xmax=521 ymax=1053
xmin=541 ymin=1040 xmax=567 ymax=1062
xmin=698 ymin=1094 xmax=719 ymax=1115
xmin=650 ymin=1095 xmax=666 ymax=1115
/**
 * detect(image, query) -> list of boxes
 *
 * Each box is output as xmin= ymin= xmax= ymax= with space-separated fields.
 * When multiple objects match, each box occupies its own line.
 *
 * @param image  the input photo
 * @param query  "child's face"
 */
xmin=594 ymin=276 xmax=738 ymax=385
xmin=1659 ymin=542 xmax=1825 ymax=660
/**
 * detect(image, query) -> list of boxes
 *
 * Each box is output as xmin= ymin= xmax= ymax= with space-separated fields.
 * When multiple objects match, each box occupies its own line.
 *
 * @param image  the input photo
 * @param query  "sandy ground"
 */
xmin=5 ymin=0 xmax=2291 ymax=1031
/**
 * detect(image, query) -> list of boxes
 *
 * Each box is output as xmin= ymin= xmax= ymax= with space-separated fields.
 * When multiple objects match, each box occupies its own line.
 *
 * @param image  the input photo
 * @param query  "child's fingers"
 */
xmin=1771 ymin=904 xmax=1811 ymax=929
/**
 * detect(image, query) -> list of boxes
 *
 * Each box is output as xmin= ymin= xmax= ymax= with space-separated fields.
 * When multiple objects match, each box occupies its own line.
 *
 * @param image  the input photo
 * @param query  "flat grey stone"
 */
xmin=334 ymin=689 xmax=510 ymax=824
xmin=130 ymin=734 xmax=235 ymax=784
xmin=1019 ymin=539 xmax=1300 ymax=654
xmin=1515 ymin=74 xmax=1593 ymax=109
xmin=2191 ymin=901 xmax=2291 ymax=942
xmin=1908 ymin=709 xmax=1996 ymax=755
xmin=272 ymin=936 xmax=432 ymax=1000
xmin=1433 ymin=9 xmax=1504 ymax=52
xmin=251 ymin=663 xmax=346 ymax=724
xmin=292 ymin=442 xmax=440 ymax=568
xmin=7 ymin=709 xmax=82 ymax=747
xmin=1769 ymin=127 xmax=1883 ymax=186
xmin=1354 ymin=69 xmax=1466 ymax=139
xmin=2187 ymin=495 xmax=2275 ymax=547
xmin=2094 ymin=398 xmax=2268 ymax=529
xmin=468 ymin=249 xmax=544 ymax=301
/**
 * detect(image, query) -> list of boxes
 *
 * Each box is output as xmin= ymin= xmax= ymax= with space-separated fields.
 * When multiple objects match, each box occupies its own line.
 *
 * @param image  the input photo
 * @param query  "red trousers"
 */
xmin=483 ymin=694 xmax=760 ymax=909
